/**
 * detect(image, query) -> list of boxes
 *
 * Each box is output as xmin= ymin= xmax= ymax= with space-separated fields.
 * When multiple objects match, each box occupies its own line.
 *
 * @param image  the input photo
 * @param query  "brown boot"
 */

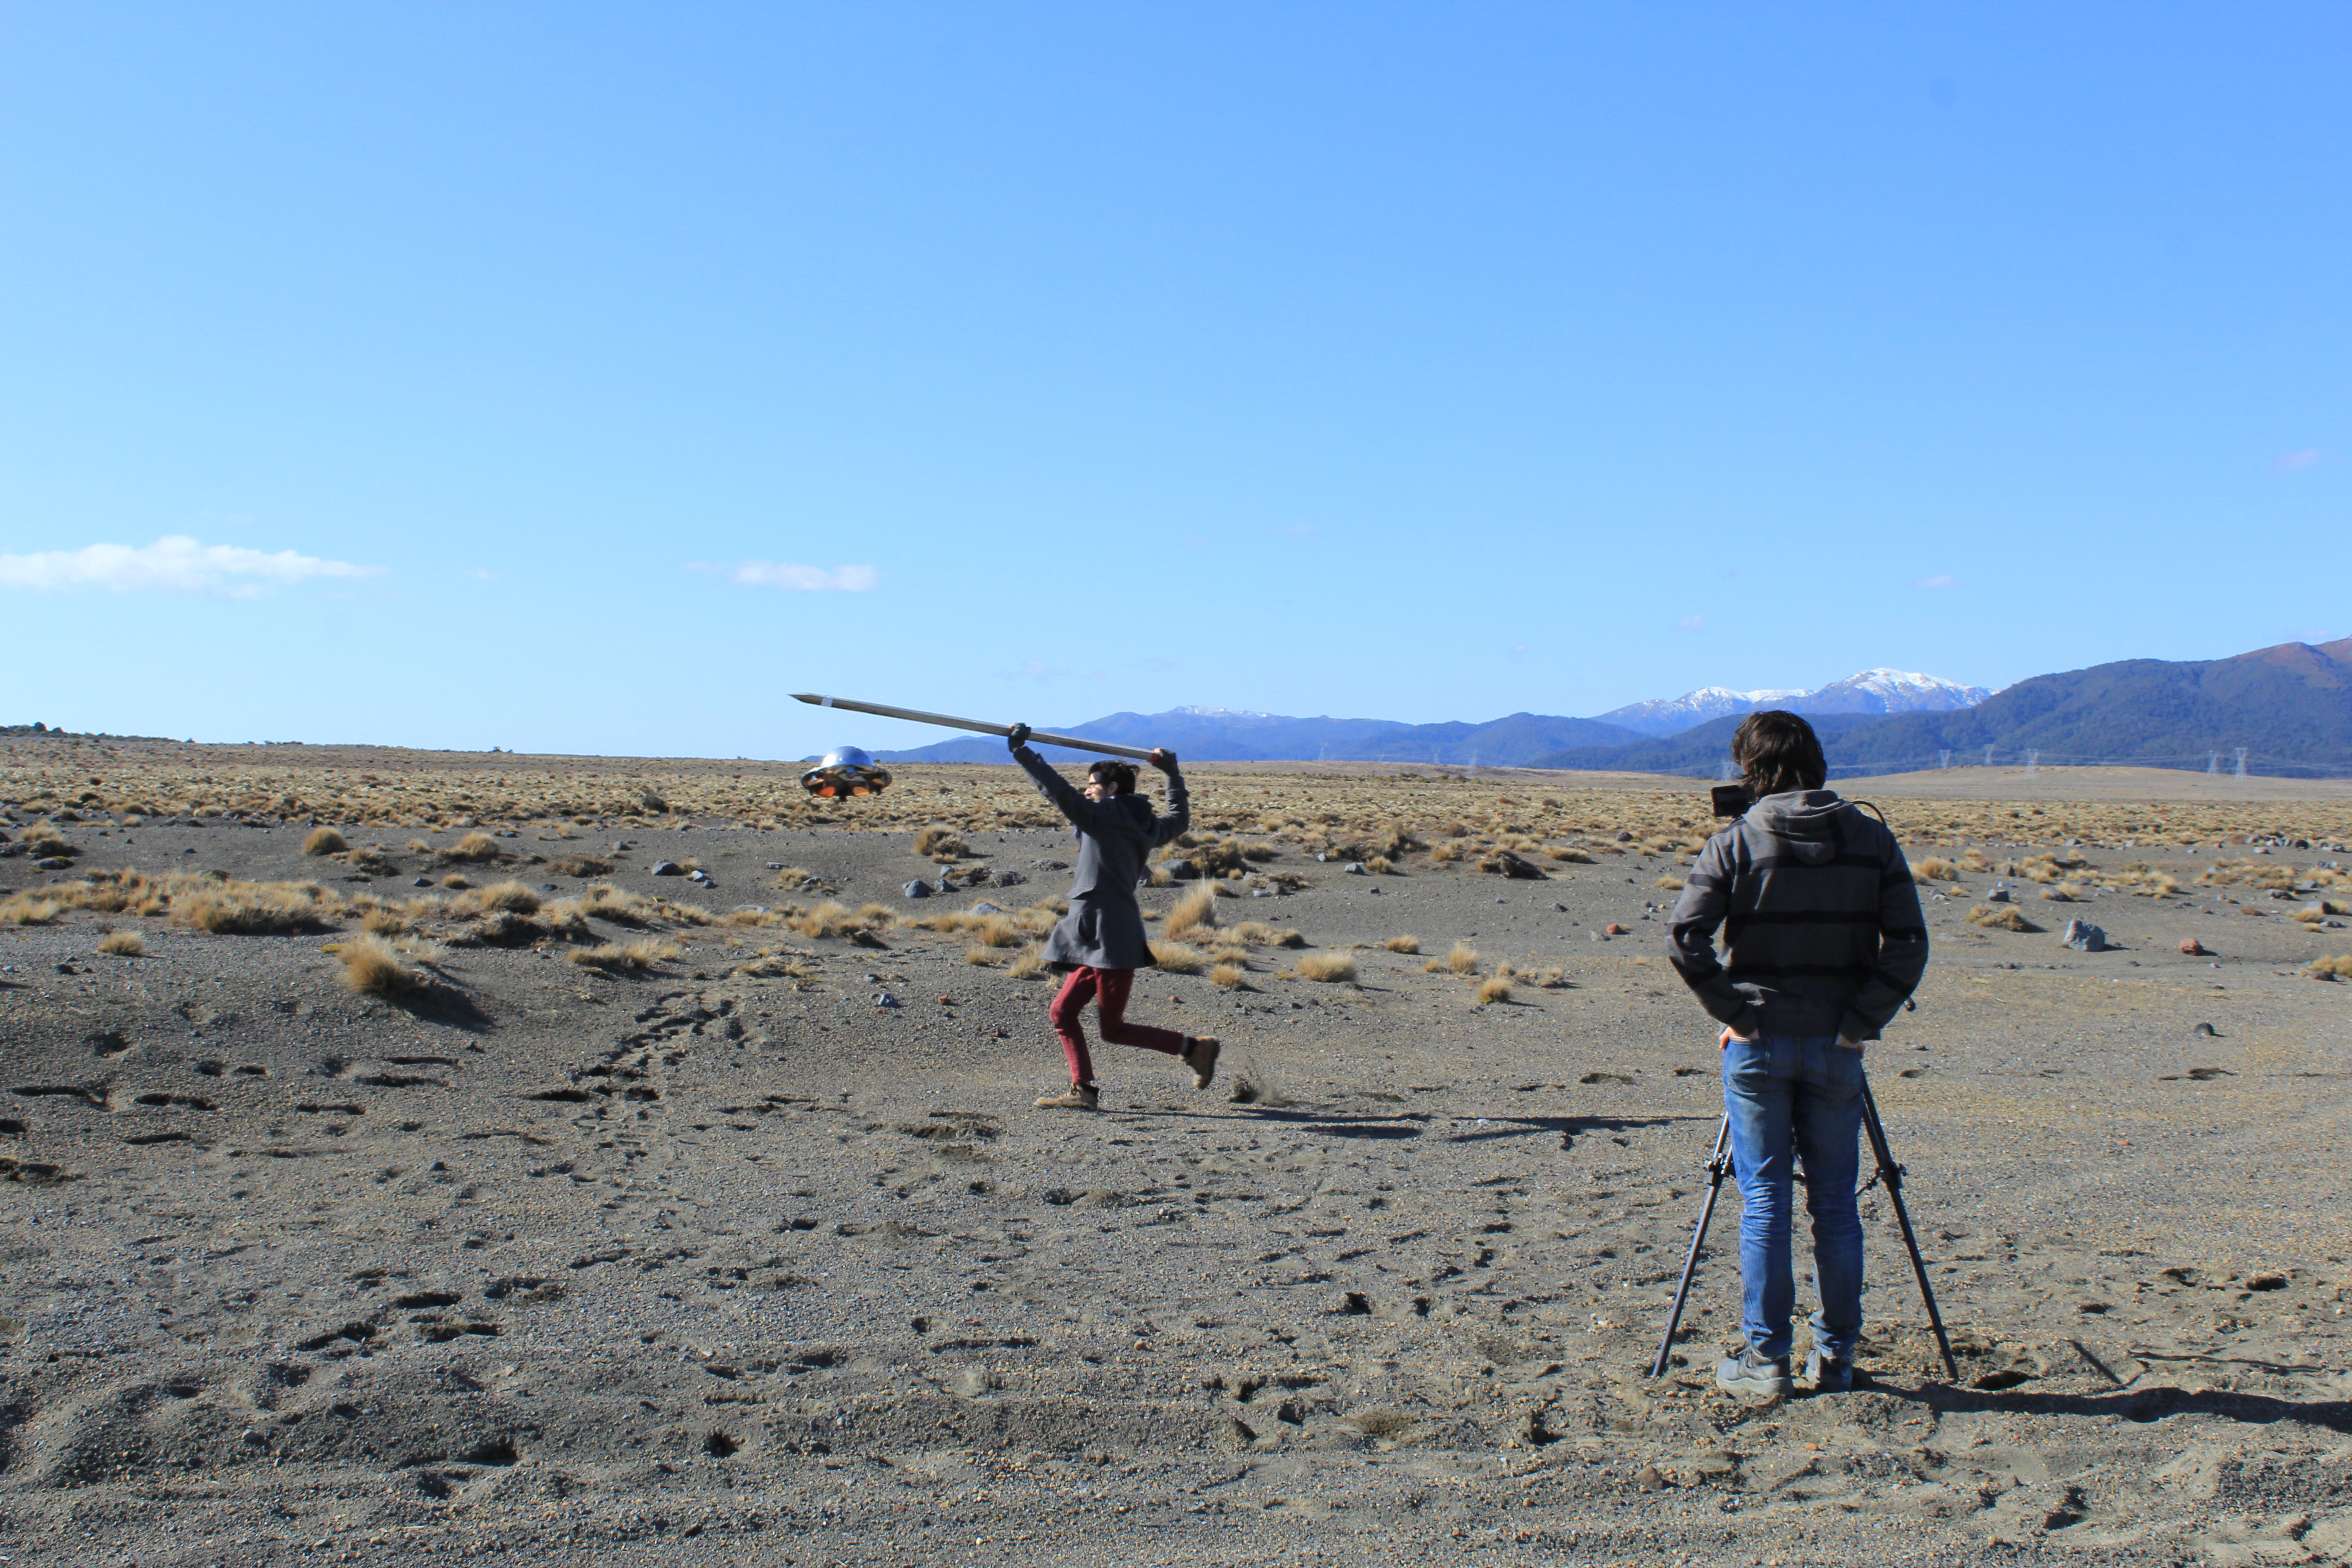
xmin=1035 ymin=1083 xmax=1100 ymax=1111
xmin=1182 ymin=1036 xmax=1221 ymax=1091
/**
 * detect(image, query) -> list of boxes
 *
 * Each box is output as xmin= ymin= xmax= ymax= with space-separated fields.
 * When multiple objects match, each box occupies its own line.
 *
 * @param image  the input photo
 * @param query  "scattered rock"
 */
xmin=1606 ymin=923 xmax=1627 ymax=936
xmin=2061 ymin=918 xmax=2108 ymax=952
xmin=1986 ymin=883 xmax=2013 ymax=903
xmin=1494 ymin=851 xmax=1548 ymax=881
xmin=2180 ymin=937 xmax=2209 ymax=956
xmin=872 ymin=993 xmax=900 ymax=1009
xmin=968 ymin=902 xmax=1005 ymax=916
xmin=1343 ymin=862 xmax=1367 ymax=875
xmin=2191 ymin=1022 xmax=2218 ymax=1037
xmin=33 ymin=857 xmax=71 ymax=871
xmin=902 ymin=880 xmax=932 ymax=900
xmin=413 ymin=877 xmax=434 ymax=888
xmin=1163 ymin=859 xmax=1198 ymax=880
xmin=1615 ymin=830 xmax=1634 ymax=842
xmin=650 ymin=860 xmax=684 ymax=877
xmin=991 ymin=868 xmax=1027 ymax=887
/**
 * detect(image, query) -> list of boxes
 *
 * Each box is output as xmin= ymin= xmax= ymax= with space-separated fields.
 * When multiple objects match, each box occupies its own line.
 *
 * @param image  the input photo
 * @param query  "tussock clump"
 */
xmin=1152 ymin=942 xmax=1207 ymax=975
xmin=1365 ymin=855 xmax=1394 ymax=875
xmin=1382 ymin=935 xmax=1421 ymax=954
xmin=1545 ymin=844 xmax=1596 ymax=863
xmin=1186 ymin=839 xmax=1257 ymax=877
xmin=546 ymin=856 xmax=612 ymax=879
xmin=1475 ymin=975 xmax=1512 ymax=1004
xmin=1294 ymin=951 xmax=1356 ymax=984
xmin=450 ymin=881 xmax=540 ymax=917
xmin=1007 ymin=943 xmax=1049 ymax=980
xmin=337 ymin=935 xmax=427 ymax=999
xmin=568 ymin=938 xmax=679 ymax=973
xmin=1656 ymin=875 xmax=1686 ymax=891
xmin=440 ymin=874 xmax=472 ymax=890
xmin=444 ymin=832 xmax=501 ymax=863
xmin=176 ymin=879 xmax=343 ymax=935
xmin=1229 ymin=921 xmax=1305 ymax=949
xmin=2 ymin=893 xmax=67 ymax=925
xmin=302 ymin=827 xmax=348 ymax=857
xmin=407 ymin=838 xmax=433 ymax=854
xmin=915 ymin=825 xmax=968 ymax=862
xmin=1210 ymin=962 xmax=1249 ymax=989
xmin=362 ymin=907 xmax=408 ymax=936
xmin=964 ymin=945 xmax=1001 ymax=966
xmin=578 ymin=885 xmax=661 ymax=926
xmin=1535 ymin=965 xmax=1569 ymax=988
xmin=97 ymin=930 xmax=144 ymax=956
xmin=1445 ymin=942 xmax=1480 ymax=975
xmin=1427 ymin=839 xmax=1467 ymax=865
xmin=1164 ymin=885 xmax=1218 ymax=939
xmin=1968 ymin=905 xmax=2039 ymax=932
xmin=730 ymin=948 xmax=815 ymax=980
xmin=2307 ymin=954 xmax=2352 ymax=980
xmin=1912 ymin=858 xmax=1959 ymax=883
xmin=2039 ymin=882 xmax=2085 ymax=903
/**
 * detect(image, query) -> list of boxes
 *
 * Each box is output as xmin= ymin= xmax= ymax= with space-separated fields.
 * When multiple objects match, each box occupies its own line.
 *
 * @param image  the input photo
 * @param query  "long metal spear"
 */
xmin=790 ymin=693 xmax=1159 ymax=762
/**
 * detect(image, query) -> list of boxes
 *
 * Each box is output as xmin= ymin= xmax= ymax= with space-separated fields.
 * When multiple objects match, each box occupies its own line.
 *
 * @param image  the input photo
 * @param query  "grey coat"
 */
xmin=1012 ymin=745 xmax=1189 ymax=972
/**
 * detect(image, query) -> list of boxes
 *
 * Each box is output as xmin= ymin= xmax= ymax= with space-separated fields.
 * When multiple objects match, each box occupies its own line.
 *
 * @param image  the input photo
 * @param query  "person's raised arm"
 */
xmin=1007 ymin=724 xmax=1107 ymax=832
xmin=1666 ymin=835 xmax=1764 ymax=1039
xmin=1146 ymin=747 xmax=1189 ymax=844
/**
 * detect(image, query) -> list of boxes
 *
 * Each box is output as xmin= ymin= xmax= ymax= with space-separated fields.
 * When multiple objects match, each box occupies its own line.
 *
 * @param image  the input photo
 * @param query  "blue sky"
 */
xmin=3 ymin=5 xmax=2344 ymax=760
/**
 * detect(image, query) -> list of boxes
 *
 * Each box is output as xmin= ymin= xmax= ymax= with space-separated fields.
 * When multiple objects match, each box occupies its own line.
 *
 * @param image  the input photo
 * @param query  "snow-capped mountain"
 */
xmin=1595 ymin=670 xmax=1989 ymax=737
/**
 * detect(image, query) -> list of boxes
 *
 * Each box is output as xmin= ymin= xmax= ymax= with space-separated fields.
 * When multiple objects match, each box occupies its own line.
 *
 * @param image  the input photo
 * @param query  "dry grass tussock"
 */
xmin=448 ymin=881 xmax=540 ymax=916
xmin=176 ymin=877 xmax=344 ymax=935
xmin=1656 ymin=875 xmax=1685 ymax=891
xmin=1294 ymin=951 xmax=1356 ymax=984
xmin=1007 ymin=943 xmax=1049 ymax=980
xmin=302 ymin=827 xmax=347 ymax=856
xmin=1912 ymin=858 xmax=1960 ymax=883
xmin=2 ymin=893 xmax=66 ymax=926
xmin=443 ymin=832 xmax=501 ymax=863
xmin=915 ymin=825 xmax=968 ymax=861
xmin=729 ymin=948 xmax=817 ymax=982
xmin=1968 ymin=905 xmax=2039 ymax=932
xmin=2308 ymin=954 xmax=2352 ymax=980
xmin=1152 ymin=941 xmax=1207 ymax=975
xmin=1210 ymin=962 xmax=1250 ymax=989
xmin=545 ymin=855 xmax=612 ymax=879
xmin=97 ymin=930 xmax=144 ymax=956
xmin=1437 ymin=942 xmax=1480 ymax=975
xmin=568 ymin=938 xmax=680 ymax=973
xmin=1228 ymin=921 xmax=1305 ymax=949
xmin=1382 ymin=934 xmax=1420 ymax=953
xmin=335 ymin=935 xmax=429 ymax=999
xmin=1475 ymin=975 xmax=1512 ymax=1004
xmin=1163 ymin=885 xmax=1218 ymax=939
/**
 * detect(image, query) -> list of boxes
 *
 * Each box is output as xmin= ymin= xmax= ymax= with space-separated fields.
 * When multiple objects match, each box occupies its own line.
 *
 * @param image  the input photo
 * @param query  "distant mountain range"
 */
xmin=858 ymin=642 xmax=2351 ymax=778
xmin=1528 ymin=638 xmax=2352 ymax=779
xmin=1595 ymin=669 xmax=1990 ymax=736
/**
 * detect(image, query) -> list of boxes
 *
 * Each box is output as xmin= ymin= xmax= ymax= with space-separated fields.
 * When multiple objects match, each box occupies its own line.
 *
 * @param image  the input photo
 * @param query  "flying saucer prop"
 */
xmin=800 ymin=746 xmax=892 ymax=798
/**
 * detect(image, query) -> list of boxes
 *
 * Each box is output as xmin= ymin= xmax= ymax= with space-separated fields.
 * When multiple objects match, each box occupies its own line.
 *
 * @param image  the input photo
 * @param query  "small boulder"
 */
xmin=1986 ymin=884 xmax=2013 ymax=903
xmin=2062 ymin=918 xmax=2107 ymax=952
xmin=968 ymin=901 xmax=1006 ymax=916
xmin=33 ymin=857 xmax=71 ymax=871
xmin=1494 ymin=851 xmax=1548 ymax=881
xmin=1163 ymin=859 xmax=1198 ymax=881
xmin=2180 ymin=937 xmax=2208 ymax=956
xmin=991 ymin=868 xmax=1028 ymax=888
xmin=1606 ymin=923 xmax=1627 ymax=936
xmin=902 ymin=880 xmax=932 ymax=900
xmin=1343 ymin=861 xmax=1367 ymax=875
xmin=650 ymin=860 xmax=684 ymax=877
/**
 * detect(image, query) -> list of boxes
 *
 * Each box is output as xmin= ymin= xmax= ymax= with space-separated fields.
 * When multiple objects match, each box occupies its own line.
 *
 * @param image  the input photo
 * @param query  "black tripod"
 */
xmin=1647 ymin=1073 xmax=1959 ymax=1382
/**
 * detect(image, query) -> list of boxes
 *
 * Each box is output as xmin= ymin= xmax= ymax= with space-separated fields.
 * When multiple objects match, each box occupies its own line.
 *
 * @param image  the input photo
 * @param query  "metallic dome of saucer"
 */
xmin=800 ymin=745 xmax=892 ymax=798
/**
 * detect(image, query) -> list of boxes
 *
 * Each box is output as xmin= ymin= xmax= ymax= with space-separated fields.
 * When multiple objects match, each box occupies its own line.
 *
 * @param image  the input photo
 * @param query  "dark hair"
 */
xmin=1088 ymin=760 xmax=1139 ymax=796
xmin=1730 ymin=710 xmax=1827 ymax=796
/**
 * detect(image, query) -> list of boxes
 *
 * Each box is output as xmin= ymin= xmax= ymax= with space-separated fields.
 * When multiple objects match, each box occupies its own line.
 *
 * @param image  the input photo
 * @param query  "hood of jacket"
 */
xmin=1742 ymin=789 xmax=1849 ymax=866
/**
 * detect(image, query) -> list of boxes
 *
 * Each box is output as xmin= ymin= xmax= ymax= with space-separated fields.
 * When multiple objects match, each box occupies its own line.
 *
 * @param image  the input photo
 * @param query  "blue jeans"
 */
xmin=1722 ymin=1034 xmax=1865 ymax=1363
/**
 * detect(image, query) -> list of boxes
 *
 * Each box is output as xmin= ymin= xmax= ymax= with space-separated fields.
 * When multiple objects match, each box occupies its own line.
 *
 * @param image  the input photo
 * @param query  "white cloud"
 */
xmin=721 ymin=561 xmax=878 ymax=592
xmin=0 ymin=535 xmax=381 ymax=598
xmin=1912 ymin=573 xmax=1957 ymax=589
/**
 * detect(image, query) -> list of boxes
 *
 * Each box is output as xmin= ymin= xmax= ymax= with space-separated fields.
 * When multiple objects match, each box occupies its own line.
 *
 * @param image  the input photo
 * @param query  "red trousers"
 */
xmin=1048 ymin=966 xmax=1185 ymax=1084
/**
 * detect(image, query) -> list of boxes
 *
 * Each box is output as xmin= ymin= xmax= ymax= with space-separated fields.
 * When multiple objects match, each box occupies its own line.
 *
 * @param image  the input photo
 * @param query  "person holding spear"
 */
xmin=1005 ymin=723 xmax=1220 ymax=1111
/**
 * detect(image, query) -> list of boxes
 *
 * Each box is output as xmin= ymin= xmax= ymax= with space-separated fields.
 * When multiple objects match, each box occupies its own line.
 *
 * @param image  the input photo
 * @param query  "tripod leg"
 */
xmin=1858 ymin=1075 xmax=1959 ymax=1382
xmin=1649 ymin=1115 xmax=1733 ymax=1378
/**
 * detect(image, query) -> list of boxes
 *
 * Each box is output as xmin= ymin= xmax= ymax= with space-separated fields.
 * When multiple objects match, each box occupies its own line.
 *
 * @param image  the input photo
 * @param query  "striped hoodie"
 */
xmin=1666 ymin=789 xmax=1928 ymax=1042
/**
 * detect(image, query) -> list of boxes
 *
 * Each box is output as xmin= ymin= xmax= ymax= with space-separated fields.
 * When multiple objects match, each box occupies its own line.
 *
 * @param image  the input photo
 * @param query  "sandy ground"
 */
xmin=4 ymin=748 xmax=2352 ymax=1565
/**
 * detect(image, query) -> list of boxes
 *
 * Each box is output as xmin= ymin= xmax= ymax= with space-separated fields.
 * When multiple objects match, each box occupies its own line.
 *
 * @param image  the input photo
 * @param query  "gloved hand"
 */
xmin=1149 ymin=747 xmax=1178 ymax=773
xmin=1006 ymin=723 xmax=1032 ymax=751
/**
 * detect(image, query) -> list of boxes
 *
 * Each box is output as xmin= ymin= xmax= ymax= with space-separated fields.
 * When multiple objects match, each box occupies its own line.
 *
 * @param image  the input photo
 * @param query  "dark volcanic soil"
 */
xmin=3 ymin=801 xmax=2351 ymax=1565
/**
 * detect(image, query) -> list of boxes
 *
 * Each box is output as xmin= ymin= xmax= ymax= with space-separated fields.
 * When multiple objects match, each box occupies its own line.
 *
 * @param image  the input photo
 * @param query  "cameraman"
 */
xmin=1666 ymin=711 xmax=1928 ymax=1396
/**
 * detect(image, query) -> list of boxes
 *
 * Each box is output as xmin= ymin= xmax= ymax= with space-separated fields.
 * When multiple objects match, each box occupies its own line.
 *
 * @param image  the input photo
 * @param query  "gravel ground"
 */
xmin=3 ymin=784 xmax=2351 ymax=1566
